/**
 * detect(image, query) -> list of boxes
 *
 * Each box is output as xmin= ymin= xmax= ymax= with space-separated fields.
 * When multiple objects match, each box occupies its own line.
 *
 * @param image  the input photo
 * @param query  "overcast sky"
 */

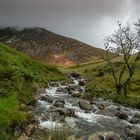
xmin=0 ymin=0 xmax=140 ymax=48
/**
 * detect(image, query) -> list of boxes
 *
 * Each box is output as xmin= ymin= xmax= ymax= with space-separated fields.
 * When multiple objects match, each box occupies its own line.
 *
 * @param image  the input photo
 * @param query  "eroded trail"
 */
xmin=31 ymin=74 xmax=140 ymax=140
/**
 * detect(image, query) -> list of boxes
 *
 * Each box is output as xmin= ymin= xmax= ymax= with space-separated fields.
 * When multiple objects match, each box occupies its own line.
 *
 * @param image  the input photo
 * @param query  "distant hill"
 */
xmin=0 ymin=27 xmax=106 ymax=67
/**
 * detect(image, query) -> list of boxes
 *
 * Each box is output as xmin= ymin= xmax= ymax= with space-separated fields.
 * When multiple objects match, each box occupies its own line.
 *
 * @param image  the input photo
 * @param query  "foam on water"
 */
xmin=75 ymin=111 xmax=112 ymax=123
xmin=39 ymin=120 xmax=63 ymax=129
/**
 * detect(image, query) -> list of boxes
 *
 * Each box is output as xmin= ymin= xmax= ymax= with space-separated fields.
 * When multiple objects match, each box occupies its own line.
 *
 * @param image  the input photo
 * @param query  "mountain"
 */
xmin=0 ymin=27 xmax=106 ymax=67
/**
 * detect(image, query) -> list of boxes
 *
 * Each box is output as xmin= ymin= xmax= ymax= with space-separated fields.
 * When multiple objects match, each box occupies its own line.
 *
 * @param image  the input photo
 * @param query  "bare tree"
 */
xmin=105 ymin=20 xmax=140 ymax=96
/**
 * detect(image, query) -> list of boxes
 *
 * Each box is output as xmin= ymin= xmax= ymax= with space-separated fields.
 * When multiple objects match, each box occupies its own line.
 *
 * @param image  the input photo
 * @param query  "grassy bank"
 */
xmin=0 ymin=43 xmax=65 ymax=139
xmin=65 ymin=58 xmax=140 ymax=108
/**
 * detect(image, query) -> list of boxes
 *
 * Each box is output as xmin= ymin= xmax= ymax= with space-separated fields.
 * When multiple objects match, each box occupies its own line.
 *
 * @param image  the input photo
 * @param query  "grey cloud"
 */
xmin=0 ymin=0 xmax=140 ymax=48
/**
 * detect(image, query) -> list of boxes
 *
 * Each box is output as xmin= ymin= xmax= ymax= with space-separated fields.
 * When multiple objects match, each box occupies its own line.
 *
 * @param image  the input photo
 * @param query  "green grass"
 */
xmin=64 ymin=56 xmax=140 ymax=108
xmin=84 ymin=61 xmax=140 ymax=108
xmin=0 ymin=43 xmax=65 ymax=139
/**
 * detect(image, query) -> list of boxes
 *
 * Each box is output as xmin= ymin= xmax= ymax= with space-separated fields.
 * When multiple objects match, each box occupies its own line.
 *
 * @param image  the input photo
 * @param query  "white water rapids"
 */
xmin=32 ymin=76 xmax=140 ymax=139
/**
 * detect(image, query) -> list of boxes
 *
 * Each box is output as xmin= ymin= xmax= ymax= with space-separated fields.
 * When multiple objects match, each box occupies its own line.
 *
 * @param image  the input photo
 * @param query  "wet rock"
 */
xmin=53 ymin=100 xmax=65 ymax=108
xmin=70 ymin=72 xmax=80 ymax=78
xmin=57 ymin=87 xmax=68 ymax=93
xmin=116 ymin=112 xmax=128 ymax=120
xmin=105 ymin=131 xmax=122 ymax=140
xmin=41 ymin=95 xmax=53 ymax=103
xmin=97 ymin=108 xmax=117 ymax=117
xmin=68 ymin=84 xmax=78 ymax=90
xmin=88 ymin=131 xmax=122 ymax=140
xmin=28 ymin=98 xmax=37 ymax=106
xmin=79 ymin=100 xmax=93 ymax=111
xmin=134 ymin=113 xmax=140 ymax=119
xmin=98 ymin=104 xmax=105 ymax=110
xmin=41 ymin=95 xmax=49 ymax=101
xmin=57 ymin=108 xmax=75 ymax=117
xmin=14 ymin=126 xmax=22 ymax=137
xmin=79 ymin=81 xmax=86 ymax=86
xmin=71 ymin=92 xmax=81 ymax=97
xmin=18 ymin=133 xmax=28 ymax=140
xmin=125 ymin=125 xmax=140 ymax=140
xmin=130 ymin=118 xmax=140 ymax=124
xmin=25 ymin=124 xmax=37 ymax=136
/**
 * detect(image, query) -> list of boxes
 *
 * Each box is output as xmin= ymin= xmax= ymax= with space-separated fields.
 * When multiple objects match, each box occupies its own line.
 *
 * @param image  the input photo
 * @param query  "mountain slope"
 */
xmin=0 ymin=27 xmax=106 ymax=67
xmin=0 ymin=43 xmax=64 ymax=138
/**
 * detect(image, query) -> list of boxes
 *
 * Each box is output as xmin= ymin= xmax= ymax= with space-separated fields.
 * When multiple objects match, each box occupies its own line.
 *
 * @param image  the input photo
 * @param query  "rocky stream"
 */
xmin=19 ymin=73 xmax=140 ymax=140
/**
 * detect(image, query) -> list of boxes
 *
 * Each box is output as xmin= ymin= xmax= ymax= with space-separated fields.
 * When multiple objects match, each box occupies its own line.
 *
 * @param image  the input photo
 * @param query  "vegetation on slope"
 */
xmin=0 ymin=43 xmax=64 ymax=139
xmin=85 ymin=62 xmax=140 ymax=108
xmin=65 ymin=58 xmax=140 ymax=108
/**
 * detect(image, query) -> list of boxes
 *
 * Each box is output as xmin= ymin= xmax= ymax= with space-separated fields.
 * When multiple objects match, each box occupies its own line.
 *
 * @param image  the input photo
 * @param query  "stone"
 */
xmin=98 ymin=104 xmax=105 ymax=110
xmin=88 ymin=131 xmax=122 ymax=140
xmin=79 ymin=100 xmax=93 ymax=111
xmin=134 ymin=113 xmax=140 ymax=119
xmin=41 ymin=95 xmax=53 ymax=103
xmin=53 ymin=100 xmax=65 ymax=108
xmin=105 ymin=131 xmax=122 ymax=140
xmin=70 ymin=72 xmax=80 ymax=78
xmin=116 ymin=112 xmax=128 ymax=120
xmin=14 ymin=126 xmax=22 ymax=137
xmin=25 ymin=124 xmax=37 ymax=136
xmin=125 ymin=125 xmax=140 ymax=140
xmin=28 ymin=98 xmax=37 ymax=106
xmin=57 ymin=108 xmax=75 ymax=117
xmin=130 ymin=118 xmax=140 ymax=124
xmin=71 ymin=92 xmax=81 ymax=97
xmin=18 ymin=133 xmax=28 ymax=140
xmin=79 ymin=81 xmax=86 ymax=86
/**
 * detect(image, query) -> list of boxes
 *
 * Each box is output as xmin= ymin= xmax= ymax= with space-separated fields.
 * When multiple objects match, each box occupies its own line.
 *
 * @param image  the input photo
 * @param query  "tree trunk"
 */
xmin=116 ymin=84 xmax=122 ymax=95
xmin=123 ymin=83 xmax=128 ymax=96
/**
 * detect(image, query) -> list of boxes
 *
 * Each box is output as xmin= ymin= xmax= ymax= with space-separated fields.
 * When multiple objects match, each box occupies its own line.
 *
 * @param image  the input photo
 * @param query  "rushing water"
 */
xmin=32 ymin=76 xmax=140 ymax=139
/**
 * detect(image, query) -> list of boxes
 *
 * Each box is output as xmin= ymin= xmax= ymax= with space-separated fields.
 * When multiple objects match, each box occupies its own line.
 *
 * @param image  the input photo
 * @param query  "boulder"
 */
xmin=79 ymin=81 xmax=86 ymax=86
xmin=79 ymin=100 xmax=93 ymax=111
xmin=53 ymin=100 xmax=65 ymax=108
xmin=88 ymin=131 xmax=122 ymax=140
xmin=116 ymin=112 xmax=128 ymax=120
xmin=130 ymin=118 xmax=140 ymax=124
xmin=57 ymin=108 xmax=75 ymax=117
xmin=134 ymin=113 xmax=140 ymax=119
xmin=71 ymin=92 xmax=81 ymax=97
xmin=105 ymin=131 xmax=122 ymax=140
xmin=57 ymin=87 xmax=68 ymax=93
xmin=98 ymin=104 xmax=105 ymax=110
xmin=125 ymin=125 xmax=140 ymax=140
xmin=41 ymin=95 xmax=53 ymax=103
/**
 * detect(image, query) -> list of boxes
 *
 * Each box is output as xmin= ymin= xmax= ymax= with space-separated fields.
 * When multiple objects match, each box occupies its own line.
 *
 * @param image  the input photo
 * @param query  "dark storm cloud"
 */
xmin=0 ymin=0 xmax=140 ymax=47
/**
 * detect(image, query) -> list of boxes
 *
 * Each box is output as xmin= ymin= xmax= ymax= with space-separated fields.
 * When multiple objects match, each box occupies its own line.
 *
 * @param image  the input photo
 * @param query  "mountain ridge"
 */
xmin=0 ymin=27 xmax=106 ymax=67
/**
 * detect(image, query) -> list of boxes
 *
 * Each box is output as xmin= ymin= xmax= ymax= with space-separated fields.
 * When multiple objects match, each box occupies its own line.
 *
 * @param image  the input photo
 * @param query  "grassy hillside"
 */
xmin=66 ymin=58 xmax=140 ymax=108
xmin=0 ymin=43 xmax=65 ymax=139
